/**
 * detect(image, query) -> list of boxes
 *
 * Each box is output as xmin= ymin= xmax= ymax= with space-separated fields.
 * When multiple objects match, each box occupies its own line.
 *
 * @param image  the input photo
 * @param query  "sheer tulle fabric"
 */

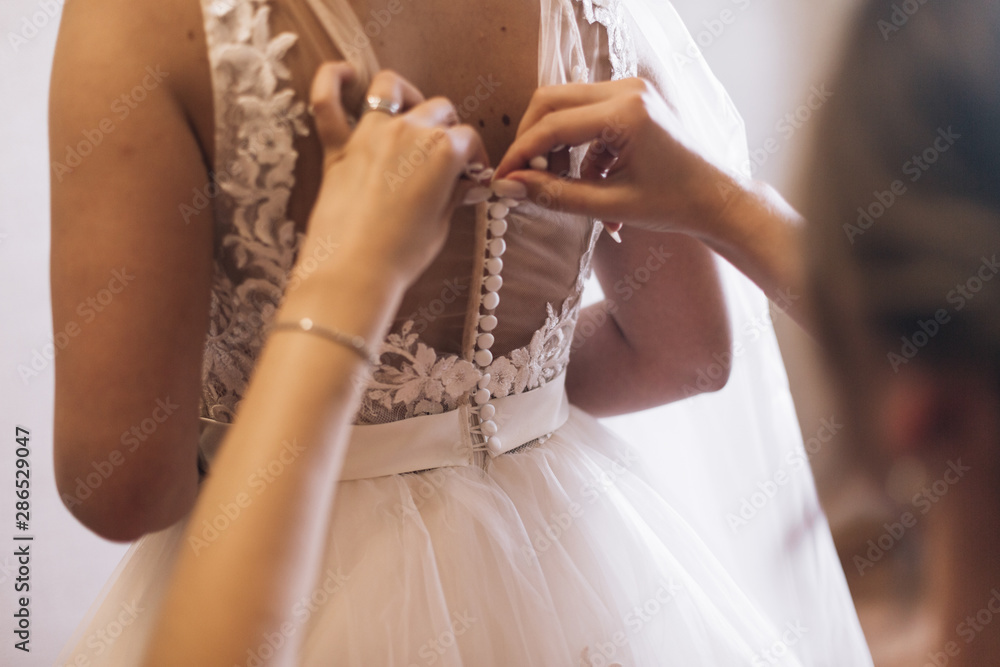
xmin=57 ymin=409 xmax=805 ymax=666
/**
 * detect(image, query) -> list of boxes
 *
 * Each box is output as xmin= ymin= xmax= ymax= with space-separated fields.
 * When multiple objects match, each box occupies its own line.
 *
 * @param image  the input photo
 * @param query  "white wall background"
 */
xmin=0 ymin=1 xmax=863 ymax=665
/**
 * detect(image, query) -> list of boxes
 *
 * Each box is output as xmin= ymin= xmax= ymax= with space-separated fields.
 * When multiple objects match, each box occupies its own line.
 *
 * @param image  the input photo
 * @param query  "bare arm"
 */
xmin=697 ymin=177 xmax=808 ymax=329
xmin=566 ymin=227 xmax=732 ymax=416
xmin=49 ymin=0 xmax=214 ymax=540
xmin=141 ymin=267 xmax=404 ymax=667
xmin=140 ymin=65 xmax=485 ymax=665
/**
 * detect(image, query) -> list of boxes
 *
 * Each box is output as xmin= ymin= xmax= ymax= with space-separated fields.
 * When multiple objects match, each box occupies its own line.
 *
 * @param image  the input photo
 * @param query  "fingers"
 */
xmin=513 ymin=79 xmax=640 ymax=138
xmin=495 ymin=97 xmax=627 ymax=178
xmin=449 ymin=124 xmax=490 ymax=170
xmin=501 ymin=168 xmax=620 ymax=220
xmin=355 ymin=69 xmax=425 ymax=127
xmin=309 ymin=62 xmax=358 ymax=150
xmin=580 ymin=139 xmax=618 ymax=180
xmin=444 ymin=125 xmax=491 ymax=208
xmin=418 ymin=123 xmax=489 ymax=187
xmin=405 ymin=97 xmax=460 ymax=129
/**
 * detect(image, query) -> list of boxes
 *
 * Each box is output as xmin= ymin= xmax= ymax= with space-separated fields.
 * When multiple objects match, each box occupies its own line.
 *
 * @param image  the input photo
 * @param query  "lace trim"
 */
xmin=482 ymin=222 xmax=602 ymax=398
xmin=200 ymin=0 xmax=309 ymax=422
xmin=580 ymin=0 xmax=638 ymax=80
xmin=200 ymin=0 xmax=611 ymax=426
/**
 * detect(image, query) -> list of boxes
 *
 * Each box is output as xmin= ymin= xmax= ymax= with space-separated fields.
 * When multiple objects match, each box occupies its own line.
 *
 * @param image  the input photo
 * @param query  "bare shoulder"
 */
xmin=49 ymin=0 xmax=221 ymax=539
xmin=54 ymin=0 xmax=215 ymax=163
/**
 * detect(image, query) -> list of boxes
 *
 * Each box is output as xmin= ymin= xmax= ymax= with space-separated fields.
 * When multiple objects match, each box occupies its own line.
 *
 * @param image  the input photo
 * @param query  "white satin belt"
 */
xmin=196 ymin=372 xmax=571 ymax=480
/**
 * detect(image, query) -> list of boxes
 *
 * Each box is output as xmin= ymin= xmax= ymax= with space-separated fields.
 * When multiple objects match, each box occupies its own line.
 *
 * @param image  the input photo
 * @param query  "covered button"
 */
xmin=474 ymin=349 xmax=493 ymax=366
xmin=486 ymin=436 xmax=503 ymax=455
xmin=482 ymin=291 xmax=500 ymax=310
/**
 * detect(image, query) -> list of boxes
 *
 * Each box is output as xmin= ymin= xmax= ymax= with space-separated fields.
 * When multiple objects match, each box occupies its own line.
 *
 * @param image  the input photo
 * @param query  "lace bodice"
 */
xmin=197 ymin=0 xmax=637 ymax=437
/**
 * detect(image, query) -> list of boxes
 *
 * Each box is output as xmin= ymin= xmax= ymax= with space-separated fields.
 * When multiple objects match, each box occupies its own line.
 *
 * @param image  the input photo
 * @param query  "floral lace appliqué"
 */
xmin=580 ymin=0 xmax=638 ymax=80
xmin=200 ymin=0 xmax=309 ymax=422
xmin=199 ymin=0 xmax=610 ymax=427
xmin=358 ymin=321 xmax=482 ymax=424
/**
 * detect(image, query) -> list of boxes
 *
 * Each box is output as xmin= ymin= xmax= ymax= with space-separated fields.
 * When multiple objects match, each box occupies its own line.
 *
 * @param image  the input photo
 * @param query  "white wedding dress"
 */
xmin=55 ymin=0 xmax=873 ymax=665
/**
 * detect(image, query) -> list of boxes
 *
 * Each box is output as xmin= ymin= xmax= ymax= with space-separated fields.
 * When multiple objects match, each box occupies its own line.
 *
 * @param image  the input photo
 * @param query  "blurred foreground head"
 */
xmin=805 ymin=0 xmax=1000 ymax=487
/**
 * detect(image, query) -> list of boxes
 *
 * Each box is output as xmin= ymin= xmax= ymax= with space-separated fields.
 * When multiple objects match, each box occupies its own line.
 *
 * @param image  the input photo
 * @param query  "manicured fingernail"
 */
xmin=529 ymin=156 xmax=548 ymax=170
xmin=463 ymin=186 xmax=493 ymax=205
xmin=491 ymin=179 xmax=528 ymax=199
xmin=551 ymin=144 xmax=566 ymax=152
xmin=604 ymin=223 xmax=623 ymax=243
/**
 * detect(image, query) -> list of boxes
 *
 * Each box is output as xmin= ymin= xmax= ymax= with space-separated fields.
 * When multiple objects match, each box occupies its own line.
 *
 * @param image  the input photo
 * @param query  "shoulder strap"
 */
xmin=296 ymin=0 xmax=381 ymax=87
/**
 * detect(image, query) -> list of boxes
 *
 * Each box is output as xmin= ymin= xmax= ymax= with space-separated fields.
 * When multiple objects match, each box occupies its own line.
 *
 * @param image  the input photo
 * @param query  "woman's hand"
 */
xmin=298 ymin=63 xmax=488 ymax=295
xmin=494 ymin=77 xmax=810 ymax=331
xmin=493 ymin=78 xmax=736 ymax=238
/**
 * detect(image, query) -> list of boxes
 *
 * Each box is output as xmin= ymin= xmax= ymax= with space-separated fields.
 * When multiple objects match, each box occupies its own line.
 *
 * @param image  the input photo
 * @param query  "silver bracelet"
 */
xmin=270 ymin=317 xmax=381 ymax=367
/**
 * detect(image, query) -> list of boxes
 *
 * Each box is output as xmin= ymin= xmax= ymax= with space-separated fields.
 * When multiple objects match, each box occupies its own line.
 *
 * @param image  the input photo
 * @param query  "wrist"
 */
xmin=687 ymin=166 xmax=754 ymax=249
xmin=279 ymin=259 xmax=407 ymax=346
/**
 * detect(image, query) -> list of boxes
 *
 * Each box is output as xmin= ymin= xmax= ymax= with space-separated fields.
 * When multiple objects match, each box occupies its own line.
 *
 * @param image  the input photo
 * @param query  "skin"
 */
xmin=495 ymin=78 xmax=811 ymax=333
xmin=139 ymin=63 xmax=486 ymax=666
xmin=50 ymin=0 xmax=733 ymax=542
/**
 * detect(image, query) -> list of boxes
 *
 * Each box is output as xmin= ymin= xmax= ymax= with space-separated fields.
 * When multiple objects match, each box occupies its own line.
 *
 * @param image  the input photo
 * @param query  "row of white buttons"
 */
xmin=472 ymin=187 xmax=521 ymax=456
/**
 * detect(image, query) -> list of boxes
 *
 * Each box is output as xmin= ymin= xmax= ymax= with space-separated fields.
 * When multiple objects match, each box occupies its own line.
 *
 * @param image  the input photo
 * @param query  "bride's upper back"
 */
xmin=182 ymin=0 xmax=619 ymax=423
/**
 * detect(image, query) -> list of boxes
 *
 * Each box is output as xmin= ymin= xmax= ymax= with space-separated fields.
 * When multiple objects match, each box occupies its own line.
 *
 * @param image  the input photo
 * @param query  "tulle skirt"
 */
xmin=56 ymin=406 xmax=803 ymax=666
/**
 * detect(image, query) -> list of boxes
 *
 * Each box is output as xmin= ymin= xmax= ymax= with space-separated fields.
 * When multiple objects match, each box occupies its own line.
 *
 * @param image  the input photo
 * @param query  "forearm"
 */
xmin=696 ymin=177 xmax=810 ymax=332
xmin=142 ymin=265 xmax=404 ymax=666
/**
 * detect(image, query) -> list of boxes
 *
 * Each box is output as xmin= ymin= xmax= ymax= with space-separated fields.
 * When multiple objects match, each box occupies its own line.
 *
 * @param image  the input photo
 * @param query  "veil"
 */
xmin=535 ymin=0 xmax=873 ymax=663
xmin=296 ymin=0 xmax=870 ymax=659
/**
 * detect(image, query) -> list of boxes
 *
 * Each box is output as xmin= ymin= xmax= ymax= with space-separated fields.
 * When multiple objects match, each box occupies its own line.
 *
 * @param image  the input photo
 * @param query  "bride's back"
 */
xmin=186 ymin=0 xmax=614 ymax=424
